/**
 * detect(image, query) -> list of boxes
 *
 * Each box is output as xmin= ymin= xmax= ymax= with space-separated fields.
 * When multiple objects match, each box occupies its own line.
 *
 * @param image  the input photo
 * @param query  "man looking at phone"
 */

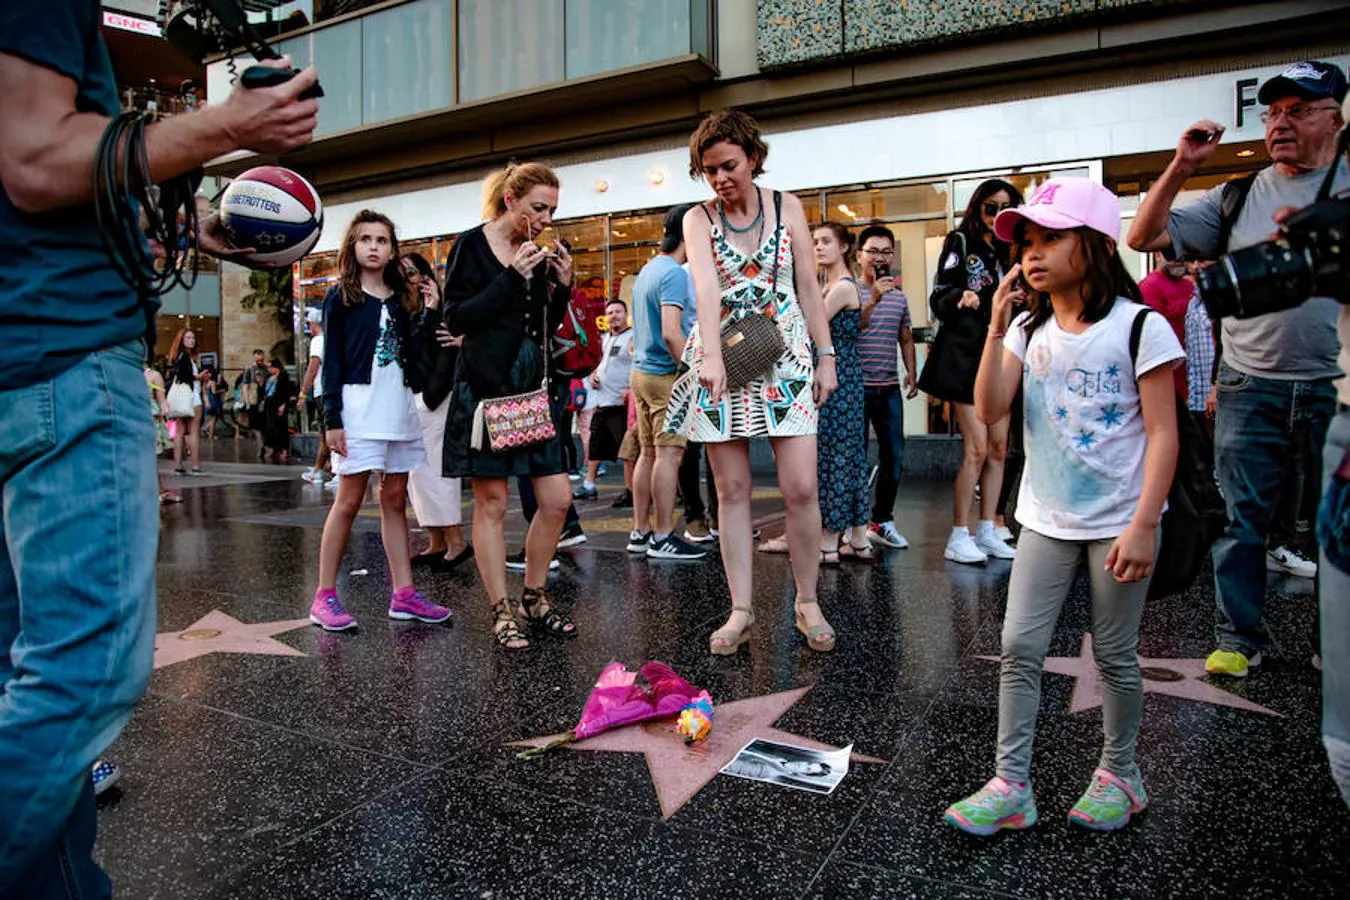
xmin=857 ymin=225 xmax=919 ymax=550
xmin=0 ymin=1 xmax=318 ymax=893
xmin=1128 ymin=60 xmax=1350 ymax=679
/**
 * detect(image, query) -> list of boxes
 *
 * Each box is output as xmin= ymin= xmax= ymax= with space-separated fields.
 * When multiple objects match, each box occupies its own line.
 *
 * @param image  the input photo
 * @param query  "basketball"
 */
xmin=219 ymin=165 xmax=324 ymax=269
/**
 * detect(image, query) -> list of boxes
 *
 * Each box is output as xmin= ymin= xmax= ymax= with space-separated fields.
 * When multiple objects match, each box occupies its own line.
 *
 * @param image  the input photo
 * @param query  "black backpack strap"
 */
xmin=1129 ymin=307 xmax=1150 ymax=377
xmin=1217 ymin=172 xmax=1258 ymax=252
xmin=770 ymin=190 xmax=784 ymax=295
xmin=701 ymin=202 xmax=715 ymax=227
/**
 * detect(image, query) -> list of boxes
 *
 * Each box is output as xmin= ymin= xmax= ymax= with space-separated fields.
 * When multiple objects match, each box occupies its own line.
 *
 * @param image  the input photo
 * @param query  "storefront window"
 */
xmin=457 ymin=0 xmax=565 ymax=103
xmin=827 ymin=181 xmax=948 ymax=222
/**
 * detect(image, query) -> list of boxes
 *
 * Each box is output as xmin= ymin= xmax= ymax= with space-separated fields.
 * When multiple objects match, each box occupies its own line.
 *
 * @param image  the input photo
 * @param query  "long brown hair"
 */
xmin=958 ymin=178 xmax=1024 ymax=268
xmin=167 ymin=328 xmax=196 ymax=363
xmin=1016 ymin=223 xmax=1142 ymax=340
xmin=481 ymin=162 xmax=560 ymax=222
xmin=336 ymin=210 xmax=415 ymax=312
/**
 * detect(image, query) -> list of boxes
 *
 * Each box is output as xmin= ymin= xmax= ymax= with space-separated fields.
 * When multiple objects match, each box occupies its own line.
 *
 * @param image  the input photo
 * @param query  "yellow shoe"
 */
xmin=1205 ymin=649 xmax=1262 ymax=678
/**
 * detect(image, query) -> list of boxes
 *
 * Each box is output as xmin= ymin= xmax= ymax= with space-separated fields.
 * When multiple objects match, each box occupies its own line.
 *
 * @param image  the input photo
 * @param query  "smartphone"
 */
xmin=1185 ymin=127 xmax=1219 ymax=144
xmin=874 ymin=263 xmax=891 ymax=280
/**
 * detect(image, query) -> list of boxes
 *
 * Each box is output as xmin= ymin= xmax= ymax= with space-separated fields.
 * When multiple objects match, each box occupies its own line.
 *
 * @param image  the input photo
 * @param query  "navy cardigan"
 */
xmin=320 ymin=285 xmax=428 ymax=430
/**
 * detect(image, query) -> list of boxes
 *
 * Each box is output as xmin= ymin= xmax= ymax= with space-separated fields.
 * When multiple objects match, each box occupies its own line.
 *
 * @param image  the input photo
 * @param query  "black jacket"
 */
xmin=321 ymin=285 xmax=428 ymax=430
xmin=919 ymin=230 xmax=1004 ymax=405
xmin=442 ymin=226 xmax=570 ymax=399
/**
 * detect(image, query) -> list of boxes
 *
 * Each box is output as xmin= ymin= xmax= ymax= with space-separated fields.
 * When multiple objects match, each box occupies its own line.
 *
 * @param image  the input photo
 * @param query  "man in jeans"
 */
xmin=856 ymin=225 xmax=919 ymax=549
xmin=0 ymin=2 xmax=318 ymax=894
xmin=1128 ymin=60 xmax=1348 ymax=678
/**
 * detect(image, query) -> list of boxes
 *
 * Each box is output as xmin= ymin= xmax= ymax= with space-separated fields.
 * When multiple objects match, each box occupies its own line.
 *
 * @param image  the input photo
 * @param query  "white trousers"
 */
xmin=407 ymin=394 xmax=462 ymax=527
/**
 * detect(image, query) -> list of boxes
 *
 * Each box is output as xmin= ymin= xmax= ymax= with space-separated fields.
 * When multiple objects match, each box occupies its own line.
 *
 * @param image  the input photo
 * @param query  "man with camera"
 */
xmin=1129 ymin=61 xmax=1349 ymax=680
xmin=0 ymin=2 xmax=318 ymax=894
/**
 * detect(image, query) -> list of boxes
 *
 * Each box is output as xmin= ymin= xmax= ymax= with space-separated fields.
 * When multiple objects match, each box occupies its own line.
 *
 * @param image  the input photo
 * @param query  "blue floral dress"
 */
xmin=817 ymin=279 xmax=868 ymax=533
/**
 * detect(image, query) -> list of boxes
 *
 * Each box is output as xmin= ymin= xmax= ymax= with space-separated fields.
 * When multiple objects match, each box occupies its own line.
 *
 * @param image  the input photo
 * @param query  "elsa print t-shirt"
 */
xmin=1004 ymin=300 xmax=1184 ymax=541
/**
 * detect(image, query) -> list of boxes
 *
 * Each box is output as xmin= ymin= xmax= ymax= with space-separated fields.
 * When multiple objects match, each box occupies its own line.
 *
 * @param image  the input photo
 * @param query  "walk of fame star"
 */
xmin=510 ymin=687 xmax=886 ymax=819
xmin=980 ymin=635 xmax=1282 ymax=717
xmin=154 ymin=610 xmax=311 ymax=670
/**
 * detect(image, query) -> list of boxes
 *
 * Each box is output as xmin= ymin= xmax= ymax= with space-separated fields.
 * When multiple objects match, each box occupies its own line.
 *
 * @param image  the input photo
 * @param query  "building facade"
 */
xmin=202 ymin=0 xmax=1350 ymax=434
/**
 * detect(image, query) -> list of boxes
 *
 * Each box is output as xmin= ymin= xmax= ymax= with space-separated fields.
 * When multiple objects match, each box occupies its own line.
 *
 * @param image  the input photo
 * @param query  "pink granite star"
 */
xmin=154 ymin=609 xmax=311 ymax=670
xmin=980 ymin=635 xmax=1282 ymax=717
xmin=511 ymin=686 xmax=886 ymax=819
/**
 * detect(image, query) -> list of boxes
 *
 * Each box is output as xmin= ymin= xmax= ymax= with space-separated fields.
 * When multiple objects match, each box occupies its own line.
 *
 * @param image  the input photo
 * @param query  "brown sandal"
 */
xmin=794 ymin=599 xmax=836 ymax=653
xmin=491 ymin=598 xmax=530 ymax=651
xmin=710 ymin=606 xmax=754 ymax=655
xmin=756 ymin=535 xmax=789 ymax=554
xmin=521 ymin=586 xmax=577 ymax=637
xmin=838 ymin=537 xmax=875 ymax=562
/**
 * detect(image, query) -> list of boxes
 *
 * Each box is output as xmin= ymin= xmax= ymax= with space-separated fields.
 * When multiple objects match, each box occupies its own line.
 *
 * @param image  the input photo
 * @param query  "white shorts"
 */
xmin=333 ymin=436 xmax=427 ymax=476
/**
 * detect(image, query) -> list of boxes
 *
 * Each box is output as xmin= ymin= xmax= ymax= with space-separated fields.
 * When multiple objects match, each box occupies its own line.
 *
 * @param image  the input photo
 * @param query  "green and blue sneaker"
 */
xmin=1067 ymin=767 xmax=1148 ymax=831
xmin=943 ymin=777 xmax=1038 ymax=836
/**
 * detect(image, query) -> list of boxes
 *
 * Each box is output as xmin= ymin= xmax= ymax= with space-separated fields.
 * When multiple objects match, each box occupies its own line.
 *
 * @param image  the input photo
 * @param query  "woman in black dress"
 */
xmin=442 ymin=162 xmax=577 ymax=650
xmin=262 ymin=357 xmax=294 ymax=463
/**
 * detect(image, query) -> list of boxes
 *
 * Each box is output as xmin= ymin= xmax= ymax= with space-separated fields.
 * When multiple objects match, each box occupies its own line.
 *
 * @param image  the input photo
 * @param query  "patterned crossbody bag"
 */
xmin=470 ymin=278 xmax=558 ymax=453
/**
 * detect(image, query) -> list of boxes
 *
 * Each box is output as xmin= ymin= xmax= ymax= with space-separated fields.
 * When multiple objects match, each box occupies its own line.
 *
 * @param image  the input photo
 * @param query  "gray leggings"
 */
xmin=996 ymin=528 xmax=1153 ymax=785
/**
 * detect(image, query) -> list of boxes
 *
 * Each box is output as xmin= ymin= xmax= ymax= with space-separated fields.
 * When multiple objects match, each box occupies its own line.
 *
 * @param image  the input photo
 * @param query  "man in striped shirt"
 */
xmin=857 ymin=226 xmax=919 ymax=549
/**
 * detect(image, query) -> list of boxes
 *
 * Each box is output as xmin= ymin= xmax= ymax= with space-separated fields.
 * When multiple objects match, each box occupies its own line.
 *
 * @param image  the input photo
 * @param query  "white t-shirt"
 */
xmin=1004 ymin=299 xmax=1185 ymax=541
xmin=308 ymin=334 xmax=325 ymax=397
xmin=340 ymin=304 xmax=420 ymax=441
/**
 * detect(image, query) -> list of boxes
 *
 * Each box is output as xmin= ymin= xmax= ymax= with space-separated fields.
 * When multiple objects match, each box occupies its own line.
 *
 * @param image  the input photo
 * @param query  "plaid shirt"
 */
xmin=1184 ymin=288 xmax=1215 ymax=412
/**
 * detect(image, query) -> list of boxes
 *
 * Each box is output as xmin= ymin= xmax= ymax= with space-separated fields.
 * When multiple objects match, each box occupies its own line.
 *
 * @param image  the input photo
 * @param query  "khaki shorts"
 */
xmin=631 ymin=370 xmax=687 ymax=449
xmin=619 ymin=427 xmax=641 ymax=462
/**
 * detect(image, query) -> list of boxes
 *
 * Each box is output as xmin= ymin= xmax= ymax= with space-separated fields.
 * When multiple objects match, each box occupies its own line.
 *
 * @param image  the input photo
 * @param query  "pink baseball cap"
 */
xmin=994 ymin=178 xmax=1120 ymax=244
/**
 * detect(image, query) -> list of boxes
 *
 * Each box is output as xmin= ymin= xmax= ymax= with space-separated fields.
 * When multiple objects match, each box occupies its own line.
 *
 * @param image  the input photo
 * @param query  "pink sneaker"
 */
xmin=310 ymin=589 xmax=357 ymax=631
xmin=388 ymin=587 xmax=452 ymax=624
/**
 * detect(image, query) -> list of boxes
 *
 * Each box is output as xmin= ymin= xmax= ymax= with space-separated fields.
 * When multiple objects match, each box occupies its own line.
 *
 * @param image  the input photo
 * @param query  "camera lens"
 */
xmin=1199 ymin=240 xmax=1313 ymax=320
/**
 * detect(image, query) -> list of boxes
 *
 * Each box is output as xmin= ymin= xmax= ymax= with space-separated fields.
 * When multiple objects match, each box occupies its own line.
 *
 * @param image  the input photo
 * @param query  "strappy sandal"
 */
xmin=794 ymin=599 xmax=836 ymax=653
xmin=838 ymin=537 xmax=875 ymax=562
xmin=820 ymin=548 xmax=841 ymax=567
xmin=521 ymin=586 xmax=577 ymax=637
xmin=756 ymin=535 xmax=789 ymax=554
xmin=710 ymin=606 xmax=754 ymax=656
xmin=491 ymin=598 xmax=530 ymax=651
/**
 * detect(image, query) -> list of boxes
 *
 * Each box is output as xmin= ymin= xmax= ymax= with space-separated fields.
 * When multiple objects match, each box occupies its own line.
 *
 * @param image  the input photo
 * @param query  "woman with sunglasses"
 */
xmin=920 ymin=178 xmax=1025 ymax=565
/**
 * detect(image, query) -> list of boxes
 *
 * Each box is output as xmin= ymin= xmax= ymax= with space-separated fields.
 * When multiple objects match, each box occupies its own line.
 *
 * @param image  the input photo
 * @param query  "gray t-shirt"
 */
xmin=1168 ymin=162 xmax=1349 ymax=382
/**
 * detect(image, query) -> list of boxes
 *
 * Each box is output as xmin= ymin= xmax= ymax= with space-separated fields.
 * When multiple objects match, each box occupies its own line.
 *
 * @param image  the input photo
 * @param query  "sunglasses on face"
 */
xmin=982 ymin=201 xmax=1012 ymax=217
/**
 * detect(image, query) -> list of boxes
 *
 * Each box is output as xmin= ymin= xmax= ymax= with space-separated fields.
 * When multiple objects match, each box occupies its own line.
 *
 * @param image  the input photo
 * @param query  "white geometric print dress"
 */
xmin=665 ymin=193 xmax=817 ymax=442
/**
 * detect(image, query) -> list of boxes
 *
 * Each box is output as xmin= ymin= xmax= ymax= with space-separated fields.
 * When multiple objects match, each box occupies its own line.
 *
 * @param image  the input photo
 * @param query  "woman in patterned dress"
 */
xmin=811 ymin=222 xmax=872 ymax=563
xmin=666 ymin=109 xmax=839 ymax=654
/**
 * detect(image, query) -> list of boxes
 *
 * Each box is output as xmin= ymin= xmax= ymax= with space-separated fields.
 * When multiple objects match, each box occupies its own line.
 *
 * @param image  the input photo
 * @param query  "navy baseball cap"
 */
xmin=1258 ymin=60 xmax=1348 ymax=104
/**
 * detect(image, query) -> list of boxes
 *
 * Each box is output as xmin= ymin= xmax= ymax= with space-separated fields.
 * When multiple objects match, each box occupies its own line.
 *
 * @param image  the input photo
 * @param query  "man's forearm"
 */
xmin=1127 ymin=159 xmax=1192 ymax=253
xmin=900 ymin=332 xmax=917 ymax=379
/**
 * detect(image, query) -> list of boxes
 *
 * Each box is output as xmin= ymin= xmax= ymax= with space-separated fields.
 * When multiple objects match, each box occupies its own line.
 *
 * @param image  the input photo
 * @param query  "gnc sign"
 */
xmin=102 ymin=11 xmax=163 ymax=37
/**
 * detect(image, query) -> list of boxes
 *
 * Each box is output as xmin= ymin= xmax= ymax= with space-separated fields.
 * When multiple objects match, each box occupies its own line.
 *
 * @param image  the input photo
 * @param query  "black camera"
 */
xmin=1198 ymin=196 xmax=1350 ymax=318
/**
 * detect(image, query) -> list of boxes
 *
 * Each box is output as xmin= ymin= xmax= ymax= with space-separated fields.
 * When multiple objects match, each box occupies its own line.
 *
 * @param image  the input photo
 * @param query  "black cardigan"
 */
xmin=321 ymin=285 xmax=428 ymax=430
xmin=441 ymin=225 xmax=570 ymax=399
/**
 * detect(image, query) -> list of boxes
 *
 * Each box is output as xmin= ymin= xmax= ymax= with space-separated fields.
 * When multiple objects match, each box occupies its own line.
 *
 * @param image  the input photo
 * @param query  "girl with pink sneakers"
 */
xmin=308 ymin=210 xmax=451 ymax=632
xmin=944 ymin=179 xmax=1182 ymax=835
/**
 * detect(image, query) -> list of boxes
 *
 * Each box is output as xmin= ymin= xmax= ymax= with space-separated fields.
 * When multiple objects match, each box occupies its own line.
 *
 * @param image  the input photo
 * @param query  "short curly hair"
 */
xmin=688 ymin=109 xmax=769 ymax=180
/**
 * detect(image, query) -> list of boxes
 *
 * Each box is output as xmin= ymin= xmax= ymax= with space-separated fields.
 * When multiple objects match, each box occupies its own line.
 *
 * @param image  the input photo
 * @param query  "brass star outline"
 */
xmin=510 ymin=686 xmax=886 ymax=819
xmin=980 ymin=635 xmax=1282 ymax=717
xmin=154 ymin=609 xmax=311 ymax=670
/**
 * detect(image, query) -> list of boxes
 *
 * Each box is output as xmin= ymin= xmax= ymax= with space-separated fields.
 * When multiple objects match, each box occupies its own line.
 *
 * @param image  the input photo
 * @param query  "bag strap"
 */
xmin=770 ymin=190 xmax=784 ymax=295
xmin=1128 ymin=307 xmax=1150 ymax=377
xmin=1217 ymin=172 xmax=1258 ymax=253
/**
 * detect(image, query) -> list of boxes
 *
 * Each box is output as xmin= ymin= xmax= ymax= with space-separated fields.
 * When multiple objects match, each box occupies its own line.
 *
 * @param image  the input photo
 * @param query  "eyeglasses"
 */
xmin=982 ymin=201 xmax=1013 ymax=216
xmin=1260 ymin=103 xmax=1339 ymax=124
xmin=860 ymin=248 xmax=894 ymax=257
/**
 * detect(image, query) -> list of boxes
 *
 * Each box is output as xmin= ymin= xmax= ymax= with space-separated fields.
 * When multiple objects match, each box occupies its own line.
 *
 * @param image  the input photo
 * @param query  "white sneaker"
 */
xmin=1267 ymin=546 xmax=1316 ymax=579
xmin=994 ymin=525 xmax=1015 ymax=543
xmin=975 ymin=527 xmax=1016 ymax=560
xmin=867 ymin=521 xmax=910 ymax=549
xmin=323 ymin=475 xmax=340 ymax=490
xmin=945 ymin=529 xmax=988 ymax=565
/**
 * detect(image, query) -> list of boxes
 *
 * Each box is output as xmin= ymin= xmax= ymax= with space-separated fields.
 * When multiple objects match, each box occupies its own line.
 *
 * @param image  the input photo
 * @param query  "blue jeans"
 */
xmin=1212 ymin=363 xmax=1335 ymax=655
xmin=1319 ymin=409 xmax=1350 ymax=809
xmin=863 ymin=385 xmax=904 ymax=524
xmin=0 ymin=342 xmax=159 ymax=897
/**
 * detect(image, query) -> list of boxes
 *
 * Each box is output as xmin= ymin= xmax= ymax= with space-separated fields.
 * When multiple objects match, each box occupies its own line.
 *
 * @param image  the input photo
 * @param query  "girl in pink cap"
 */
xmin=944 ymin=177 xmax=1183 ymax=835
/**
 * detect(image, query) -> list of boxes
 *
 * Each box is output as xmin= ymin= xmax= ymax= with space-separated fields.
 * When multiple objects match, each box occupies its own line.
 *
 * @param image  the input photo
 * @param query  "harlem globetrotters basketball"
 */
xmin=219 ymin=165 xmax=324 ymax=268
